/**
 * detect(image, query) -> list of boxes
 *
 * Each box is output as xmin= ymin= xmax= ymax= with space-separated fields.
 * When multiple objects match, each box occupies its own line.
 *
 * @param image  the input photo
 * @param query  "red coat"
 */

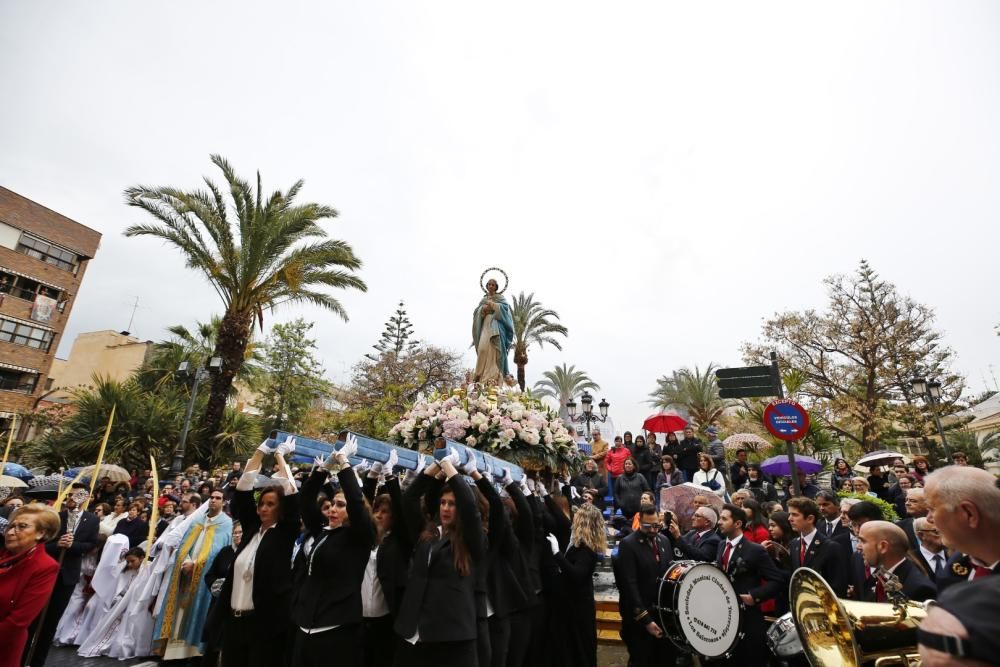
xmin=606 ymin=446 xmax=631 ymax=478
xmin=0 ymin=546 xmax=58 ymax=667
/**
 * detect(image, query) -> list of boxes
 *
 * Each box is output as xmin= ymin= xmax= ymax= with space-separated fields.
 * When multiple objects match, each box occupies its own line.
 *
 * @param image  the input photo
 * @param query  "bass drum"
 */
xmin=657 ymin=560 xmax=743 ymax=659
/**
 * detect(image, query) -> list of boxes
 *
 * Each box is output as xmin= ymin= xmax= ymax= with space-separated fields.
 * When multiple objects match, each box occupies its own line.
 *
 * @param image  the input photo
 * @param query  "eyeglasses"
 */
xmin=4 ymin=522 xmax=34 ymax=533
xmin=916 ymin=529 xmax=940 ymax=536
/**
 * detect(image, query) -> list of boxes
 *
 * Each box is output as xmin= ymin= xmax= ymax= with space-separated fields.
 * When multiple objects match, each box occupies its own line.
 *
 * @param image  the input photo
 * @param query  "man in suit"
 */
xmin=838 ymin=500 xmax=884 ymax=599
xmin=614 ymin=504 xmax=678 ymax=667
xmin=787 ymin=497 xmax=847 ymax=596
xmin=925 ymin=466 xmax=1000 ymax=593
xmin=912 ymin=517 xmax=949 ymax=583
xmin=816 ymin=491 xmax=848 ymax=539
xmin=715 ymin=504 xmax=786 ymax=665
xmin=668 ymin=506 xmax=721 ymax=562
xmin=856 ymin=521 xmax=936 ymax=602
xmin=896 ymin=487 xmax=929 ymax=550
xmin=24 ymin=483 xmax=99 ymax=667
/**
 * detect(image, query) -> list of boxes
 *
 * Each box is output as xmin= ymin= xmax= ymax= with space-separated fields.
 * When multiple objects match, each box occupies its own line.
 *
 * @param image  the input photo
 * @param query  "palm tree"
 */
xmin=510 ymin=292 xmax=568 ymax=390
xmin=139 ymin=317 xmax=264 ymax=391
xmin=648 ymin=364 xmax=733 ymax=428
xmin=124 ymin=155 xmax=366 ymax=446
xmin=533 ymin=364 xmax=600 ymax=420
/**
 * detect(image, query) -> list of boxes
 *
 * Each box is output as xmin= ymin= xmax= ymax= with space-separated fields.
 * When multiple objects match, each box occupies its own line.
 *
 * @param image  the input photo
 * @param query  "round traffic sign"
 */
xmin=762 ymin=400 xmax=810 ymax=441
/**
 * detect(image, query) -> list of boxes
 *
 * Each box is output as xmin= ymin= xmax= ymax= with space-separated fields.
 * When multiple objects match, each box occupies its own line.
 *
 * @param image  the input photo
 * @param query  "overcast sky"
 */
xmin=2 ymin=2 xmax=998 ymax=434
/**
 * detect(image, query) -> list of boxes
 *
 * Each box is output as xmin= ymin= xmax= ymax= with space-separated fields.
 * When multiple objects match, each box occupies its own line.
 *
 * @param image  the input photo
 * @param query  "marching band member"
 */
xmin=855 ymin=521 xmax=936 ymax=602
xmin=787 ymin=497 xmax=847 ymax=596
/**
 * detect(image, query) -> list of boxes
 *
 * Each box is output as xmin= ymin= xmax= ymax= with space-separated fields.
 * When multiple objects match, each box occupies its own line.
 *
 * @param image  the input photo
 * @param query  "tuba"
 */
xmin=790 ymin=567 xmax=928 ymax=667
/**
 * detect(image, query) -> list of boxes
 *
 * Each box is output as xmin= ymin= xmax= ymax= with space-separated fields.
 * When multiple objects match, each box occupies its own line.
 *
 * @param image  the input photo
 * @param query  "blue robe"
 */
xmin=472 ymin=293 xmax=514 ymax=378
xmin=152 ymin=511 xmax=232 ymax=656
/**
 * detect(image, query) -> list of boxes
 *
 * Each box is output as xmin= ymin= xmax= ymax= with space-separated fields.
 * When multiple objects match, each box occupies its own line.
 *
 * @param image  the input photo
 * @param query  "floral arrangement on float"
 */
xmin=389 ymin=386 xmax=581 ymax=472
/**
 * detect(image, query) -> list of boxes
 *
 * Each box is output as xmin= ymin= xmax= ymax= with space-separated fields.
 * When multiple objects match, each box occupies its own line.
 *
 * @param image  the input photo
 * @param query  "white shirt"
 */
xmin=799 ymin=528 xmax=818 ymax=553
xmin=919 ymin=545 xmax=945 ymax=572
xmin=231 ymin=528 xmax=267 ymax=612
xmin=362 ymin=546 xmax=389 ymax=618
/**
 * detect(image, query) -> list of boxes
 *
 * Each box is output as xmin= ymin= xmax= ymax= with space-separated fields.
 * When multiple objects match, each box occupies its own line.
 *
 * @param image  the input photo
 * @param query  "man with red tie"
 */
xmin=856 ymin=521 xmax=936 ymax=602
xmin=925 ymin=465 xmax=1000 ymax=593
xmin=787 ymin=497 xmax=847 ymax=596
xmin=715 ymin=505 xmax=785 ymax=665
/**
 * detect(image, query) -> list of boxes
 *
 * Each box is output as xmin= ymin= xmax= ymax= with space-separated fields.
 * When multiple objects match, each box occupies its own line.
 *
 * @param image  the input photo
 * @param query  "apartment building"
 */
xmin=0 ymin=186 xmax=101 ymax=430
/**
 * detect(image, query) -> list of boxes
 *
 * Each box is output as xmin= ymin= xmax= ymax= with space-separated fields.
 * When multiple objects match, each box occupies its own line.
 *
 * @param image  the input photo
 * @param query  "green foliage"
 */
xmin=22 ymin=375 xmax=260 ymax=471
xmin=511 ymin=292 xmax=568 ymax=391
xmin=254 ymin=318 xmax=329 ymax=433
xmin=648 ymin=364 xmax=733 ymax=427
xmin=366 ymin=301 xmax=419 ymax=361
xmin=123 ymin=155 xmax=367 ymax=444
xmin=532 ymin=364 xmax=600 ymax=420
xmin=836 ymin=491 xmax=900 ymax=521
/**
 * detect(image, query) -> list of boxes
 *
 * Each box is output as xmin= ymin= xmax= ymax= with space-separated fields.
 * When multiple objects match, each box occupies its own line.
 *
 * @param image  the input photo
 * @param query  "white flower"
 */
xmin=467 ymin=436 xmax=478 ymax=447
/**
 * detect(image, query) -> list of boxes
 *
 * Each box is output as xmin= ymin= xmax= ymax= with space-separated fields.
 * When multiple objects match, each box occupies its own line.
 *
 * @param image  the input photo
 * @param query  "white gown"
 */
xmin=77 ymin=502 xmax=211 ymax=659
xmin=53 ymin=548 xmax=99 ymax=645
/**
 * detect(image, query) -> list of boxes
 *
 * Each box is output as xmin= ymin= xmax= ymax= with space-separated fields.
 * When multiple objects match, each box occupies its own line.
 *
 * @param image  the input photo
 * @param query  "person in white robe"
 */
xmin=52 ymin=546 xmax=100 ymax=645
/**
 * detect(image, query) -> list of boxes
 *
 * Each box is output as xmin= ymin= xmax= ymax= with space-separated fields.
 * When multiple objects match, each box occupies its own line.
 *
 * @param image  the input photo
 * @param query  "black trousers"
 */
xmin=487 ymin=615 xmax=510 ymax=667
xmin=22 ymin=577 xmax=74 ymax=667
xmin=525 ymin=599 xmax=550 ymax=667
xmin=222 ymin=614 xmax=290 ymax=667
xmin=362 ymin=615 xmax=396 ymax=667
xmin=476 ymin=616 xmax=491 ymax=667
xmin=292 ymin=624 xmax=360 ymax=667
xmin=621 ymin=619 xmax=677 ymax=667
xmin=392 ymin=639 xmax=478 ymax=667
xmin=506 ymin=607 xmax=533 ymax=667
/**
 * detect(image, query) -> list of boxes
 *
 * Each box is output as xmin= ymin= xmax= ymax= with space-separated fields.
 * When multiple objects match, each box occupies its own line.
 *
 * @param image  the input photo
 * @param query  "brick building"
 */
xmin=0 ymin=187 xmax=101 ymax=431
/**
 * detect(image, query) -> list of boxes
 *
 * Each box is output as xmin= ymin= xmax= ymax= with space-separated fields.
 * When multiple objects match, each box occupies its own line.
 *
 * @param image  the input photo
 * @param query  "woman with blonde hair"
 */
xmin=550 ymin=503 xmax=607 ymax=667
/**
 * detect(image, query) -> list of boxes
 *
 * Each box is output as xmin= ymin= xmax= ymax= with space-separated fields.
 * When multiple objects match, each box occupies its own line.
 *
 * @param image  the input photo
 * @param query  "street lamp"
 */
xmin=910 ymin=376 xmax=952 ymax=460
xmin=173 ymin=357 xmax=223 ymax=473
xmin=565 ymin=390 xmax=610 ymax=439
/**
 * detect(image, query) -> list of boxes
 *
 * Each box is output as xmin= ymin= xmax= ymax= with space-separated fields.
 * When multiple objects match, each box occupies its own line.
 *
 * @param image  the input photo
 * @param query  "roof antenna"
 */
xmin=122 ymin=296 xmax=139 ymax=336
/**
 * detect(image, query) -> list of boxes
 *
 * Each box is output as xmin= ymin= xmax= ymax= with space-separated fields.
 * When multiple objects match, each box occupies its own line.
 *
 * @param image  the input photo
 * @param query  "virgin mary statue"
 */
xmin=472 ymin=273 xmax=514 ymax=385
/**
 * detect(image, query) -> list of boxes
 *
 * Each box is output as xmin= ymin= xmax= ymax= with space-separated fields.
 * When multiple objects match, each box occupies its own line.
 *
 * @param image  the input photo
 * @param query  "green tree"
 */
xmin=255 ymin=318 xmax=329 ymax=433
xmin=139 ymin=317 xmax=263 ymax=391
xmin=648 ymin=364 xmax=733 ymax=428
xmin=532 ymin=364 xmax=600 ymax=420
xmin=510 ymin=292 xmax=568 ymax=391
xmin=124 ymin=155 xmax=366 ymax=451
xmin=22 ymin=375 xmax=260 ymax=470
xmin=743 ymin=260 xmax=964 ymax=452
xmin=366 ymin=301 xmax=419 ymax=361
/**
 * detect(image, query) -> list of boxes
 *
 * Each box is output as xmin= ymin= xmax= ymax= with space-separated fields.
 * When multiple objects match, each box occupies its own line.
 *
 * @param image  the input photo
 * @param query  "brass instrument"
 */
xmin=790 ymin=567 xmax=928 ymax=667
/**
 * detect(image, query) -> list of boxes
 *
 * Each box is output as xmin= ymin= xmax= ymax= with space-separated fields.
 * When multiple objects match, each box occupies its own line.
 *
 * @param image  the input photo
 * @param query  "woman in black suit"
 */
xmin=393 ymin=450 xmax=484 ymax=667
xmin=218 ymin=438 xmax=300 ymax=667
xmin=291 ymin=435 xmax=376 ymax=667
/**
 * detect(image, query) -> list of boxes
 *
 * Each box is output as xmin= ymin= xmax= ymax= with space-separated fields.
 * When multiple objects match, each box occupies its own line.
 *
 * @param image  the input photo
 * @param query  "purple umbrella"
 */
xmin=760 ymin=454 xmax=822 ymax=477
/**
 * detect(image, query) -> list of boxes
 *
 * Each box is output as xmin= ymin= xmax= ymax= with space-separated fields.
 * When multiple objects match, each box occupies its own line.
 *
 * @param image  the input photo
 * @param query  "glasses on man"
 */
xmin=916 ymin=528 xmax=940 ymax=536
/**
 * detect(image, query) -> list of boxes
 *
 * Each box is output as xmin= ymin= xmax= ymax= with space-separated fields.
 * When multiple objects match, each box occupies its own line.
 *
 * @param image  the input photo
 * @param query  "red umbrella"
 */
xmin=642 ymin=411 xmax=688 ymax=434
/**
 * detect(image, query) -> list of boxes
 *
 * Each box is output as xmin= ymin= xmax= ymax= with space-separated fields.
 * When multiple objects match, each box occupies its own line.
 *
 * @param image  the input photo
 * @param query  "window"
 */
xmin=16 ymin=235 xmax=79 ymax=273
xmin=0 ymin=317 xmax=54 ymax=351
xmin=0 ymin=368 xmax=37 ymax=393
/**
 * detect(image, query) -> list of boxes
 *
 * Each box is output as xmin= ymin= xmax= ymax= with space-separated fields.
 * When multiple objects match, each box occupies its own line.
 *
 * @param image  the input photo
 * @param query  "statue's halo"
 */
xmin=480 ymin=267 xmax=509 ymax=294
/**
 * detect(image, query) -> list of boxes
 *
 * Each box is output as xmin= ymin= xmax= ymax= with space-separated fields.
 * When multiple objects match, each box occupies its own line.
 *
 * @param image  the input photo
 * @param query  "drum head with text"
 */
xmin=674 ymin=562 xmax=742 ymax=657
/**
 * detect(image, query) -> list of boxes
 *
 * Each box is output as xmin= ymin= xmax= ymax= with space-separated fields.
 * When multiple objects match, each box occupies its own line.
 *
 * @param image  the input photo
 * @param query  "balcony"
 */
xmin=0 ymin=267 xmax=67 ymax=323
xmin=0 ymin=363 xmax=39 ymax=394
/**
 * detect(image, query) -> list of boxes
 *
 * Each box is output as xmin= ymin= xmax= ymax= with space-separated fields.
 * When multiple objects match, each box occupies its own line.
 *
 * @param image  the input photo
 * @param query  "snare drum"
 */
xmin=657 ymin=560 xmax=743 ymax=659
xmin=766 ymin=612 xmax=803 ymax=658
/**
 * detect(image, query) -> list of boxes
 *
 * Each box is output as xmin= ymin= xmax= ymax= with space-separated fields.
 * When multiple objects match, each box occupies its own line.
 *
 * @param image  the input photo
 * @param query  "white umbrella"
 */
xmin=0 ymin=474 xmax=28 ymax=488
xmin=80 ymin=464 xmax=131 ymax=483
xmin=722 ymin=433 xmax=773 ymax=451
xmin=854 ymin=450 xmax=909 ymax=471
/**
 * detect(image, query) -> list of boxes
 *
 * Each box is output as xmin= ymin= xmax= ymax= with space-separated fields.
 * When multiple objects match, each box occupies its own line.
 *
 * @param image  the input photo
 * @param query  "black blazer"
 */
xmin=291 ymin=468 xmax=376 ymax=629
xmin=475 ymin=478 xmax=531 ymax=617
xmin=614 ymin=530 xmax=673 ymax=625
xmin=936 ymin=552 xmax=999 ymax=593
xmin=394 ymin=472 xmax=484 ymax=644
xmin=369 ymin=476 xmax=413 ymax=619
xmin=858 ymin=558 xmax=936 ymax=603
xmin=818 ymin=517 xmax=848 ymax=540
xmin=46 ymin=510 xmax=99 ymax=586
xmin=506 ymin=482 xmax=542 ymax=604
xmin=676 ymin=529 xmax=721 ymax=563
xmin=789 ymin=532 xmax=847 ymax=597
xmin=715 ymin=537 xmax=786 ymax=607
xmin=218 ymin=482 xmax=300 ymax=618
xmin=912 ymin=548 xmax=948 ymax=583
xmin=895 ymin=518 xmax=920 ymax=551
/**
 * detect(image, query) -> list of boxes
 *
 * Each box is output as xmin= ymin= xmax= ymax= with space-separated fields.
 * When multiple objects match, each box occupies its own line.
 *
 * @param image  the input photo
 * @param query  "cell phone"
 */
xmin=662 ymin=511 xmax=673 ymax=526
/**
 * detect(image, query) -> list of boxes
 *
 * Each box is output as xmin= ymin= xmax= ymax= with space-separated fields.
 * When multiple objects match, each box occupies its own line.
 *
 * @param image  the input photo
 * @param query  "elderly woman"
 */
xmin=0 ymin=505 xmax=61 ymax=667
xmin=849 ymin=477 xmax=878 ymax=498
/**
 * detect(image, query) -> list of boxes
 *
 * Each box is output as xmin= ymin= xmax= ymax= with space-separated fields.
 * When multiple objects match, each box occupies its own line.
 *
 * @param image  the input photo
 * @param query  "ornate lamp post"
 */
xmin=910 ymin=377 xmax=952 ymax=460
xmin=565 ymin=390 xmax=610 ymax=439
xmin=173 ymin=356 xmax=222 ymax=473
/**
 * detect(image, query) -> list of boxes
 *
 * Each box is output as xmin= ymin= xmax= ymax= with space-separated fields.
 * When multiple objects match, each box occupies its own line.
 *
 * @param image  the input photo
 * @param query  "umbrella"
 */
xmin=23 ymin=480 xmax=62 ymax=500
xmin=642 ymin=411 xmax=688 ymax=434
xmin=1 ymin=462 xmax=32 ymax=480
xmin=722 ymin=433 xmax=773 ymax=451
xmin=854 ymin=450 xmax=908 ymax=470
xmin=658 ymin=483 xmax=724 ymax=532
xmin=29 ymin=474 xmax=66 ymax=488
xmin=760 ymin=454 xmax=823 ymax=477
xmin=77 ymin=464 xmax=131 ymax=483
xmin=0 ymin=474 xmax=28 ymax=489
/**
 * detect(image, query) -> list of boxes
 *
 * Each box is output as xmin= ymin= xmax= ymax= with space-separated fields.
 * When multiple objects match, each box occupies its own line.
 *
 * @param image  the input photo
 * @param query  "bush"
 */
xmin=836 ymin=491 xmax=899 ymax=521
